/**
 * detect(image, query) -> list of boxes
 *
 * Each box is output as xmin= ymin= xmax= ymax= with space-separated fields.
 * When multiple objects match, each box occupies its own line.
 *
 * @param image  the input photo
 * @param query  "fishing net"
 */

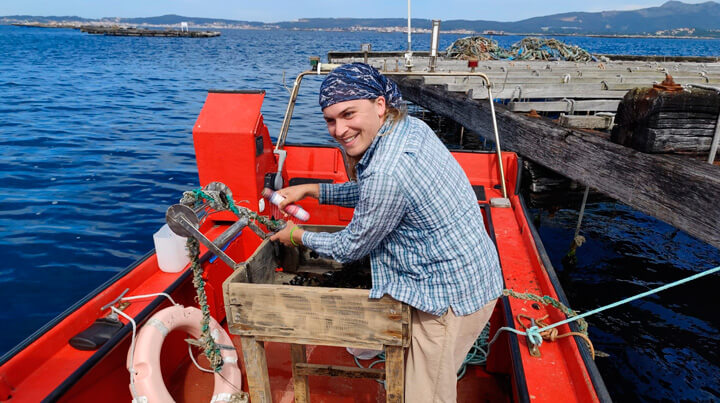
xmin=445 ymin=36 xmax=597 ymax=62
xmin=445 ymin=36 xmax=511 ymax=60
xmin=509 ymin=37 xmax=597 ymax=62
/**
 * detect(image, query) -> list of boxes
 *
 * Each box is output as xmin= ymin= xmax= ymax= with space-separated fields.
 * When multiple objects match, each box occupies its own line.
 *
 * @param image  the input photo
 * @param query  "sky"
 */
xmin=0 ymin=0 xmax=715 ymax=23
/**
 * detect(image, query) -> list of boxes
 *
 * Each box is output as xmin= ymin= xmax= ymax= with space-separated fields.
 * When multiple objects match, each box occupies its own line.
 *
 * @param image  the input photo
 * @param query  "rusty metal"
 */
xmin=526 ymin=109 xmax=542 ymax=118
xmin=653 ymin=74 xmax=683 ymax=92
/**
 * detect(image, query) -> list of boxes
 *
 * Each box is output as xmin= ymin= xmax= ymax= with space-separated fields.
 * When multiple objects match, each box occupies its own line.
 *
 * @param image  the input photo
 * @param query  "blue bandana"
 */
xmin=319 ymin=62 xmax=403 ymax=110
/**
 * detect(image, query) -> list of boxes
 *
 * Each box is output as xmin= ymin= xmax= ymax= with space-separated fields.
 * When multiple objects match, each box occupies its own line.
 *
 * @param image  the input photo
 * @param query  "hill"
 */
xmin=3 ymin=1 xmax=720 ymax=36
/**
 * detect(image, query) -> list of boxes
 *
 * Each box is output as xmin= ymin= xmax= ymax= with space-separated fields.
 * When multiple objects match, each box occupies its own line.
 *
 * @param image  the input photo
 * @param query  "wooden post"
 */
xmin=392 ymin=77 xmax=720 ymax=250
xmin=290 ymin=344 xmax=310 ymax=403
xmin=384 ymin=346 xmax=405 ymax=403
xmin=240 ymin=336 xmax=272 ymax=403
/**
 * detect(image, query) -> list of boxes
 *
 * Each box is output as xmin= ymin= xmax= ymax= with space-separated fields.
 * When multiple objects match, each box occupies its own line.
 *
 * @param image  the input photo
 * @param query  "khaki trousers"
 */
xmin=405 ymin=299 xmax=497 ymax=403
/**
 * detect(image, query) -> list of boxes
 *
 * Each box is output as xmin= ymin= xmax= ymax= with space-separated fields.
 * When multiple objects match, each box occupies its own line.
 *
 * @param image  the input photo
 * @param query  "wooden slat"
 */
xmin=393 ymin=76 xmax=720 ymax=249
xmin=456 ymin=85 xmax=629 ymax=100
xmin=238 ymin=239 xmax=277 ymax=284
xmin=384 ymin=346 xmax=404 ymax=403
xmin=424 ymin=77 xmax=720 ymax=87
xmin=329 ymin=53 xmax=720 ymax=70
xmin=291 ymin=344 xmax=310 ymax=403
xmin=508 ymin=100 xmax=620 ymax=113
xmin=559 ymin=114 xmax=614 ymax=130
xmin=226 ymin=284 xmax=410 ymax=349
xmin=294 ymin=363 xmax=386 ymax=379
xmin=240 ymin=336 xmax=272 ymax=403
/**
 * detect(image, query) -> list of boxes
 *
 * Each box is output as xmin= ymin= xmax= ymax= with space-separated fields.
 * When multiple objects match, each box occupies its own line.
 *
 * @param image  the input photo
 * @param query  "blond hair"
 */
xmin=379 ymin=103 xmax=408 ymax=137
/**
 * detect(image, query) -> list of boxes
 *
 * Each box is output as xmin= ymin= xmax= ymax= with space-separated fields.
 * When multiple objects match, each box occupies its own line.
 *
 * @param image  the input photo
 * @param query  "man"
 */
xmin=270 ymin=63 xmax=503 ymax=402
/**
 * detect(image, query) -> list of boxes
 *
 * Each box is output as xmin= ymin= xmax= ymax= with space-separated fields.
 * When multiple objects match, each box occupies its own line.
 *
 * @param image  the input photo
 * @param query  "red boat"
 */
xmin=0 ymin=68 xmax=610 ymax=402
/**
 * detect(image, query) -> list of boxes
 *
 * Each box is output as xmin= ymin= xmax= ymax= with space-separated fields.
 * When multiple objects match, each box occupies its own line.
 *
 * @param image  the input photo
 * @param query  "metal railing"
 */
xmin=274 ymin=62 xmax=509 ymax=199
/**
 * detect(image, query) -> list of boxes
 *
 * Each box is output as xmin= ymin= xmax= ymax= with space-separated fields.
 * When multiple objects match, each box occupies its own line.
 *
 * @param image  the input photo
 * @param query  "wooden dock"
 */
xmin=329 ymin=52 xmax=720 ymax=249
xmin=80 ymin=26 xmax=220 ymax=38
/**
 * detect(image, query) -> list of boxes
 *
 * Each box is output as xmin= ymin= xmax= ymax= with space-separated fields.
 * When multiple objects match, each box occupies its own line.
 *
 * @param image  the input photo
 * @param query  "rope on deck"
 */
xmin=490 ymin=265 xmax=720 ymax=353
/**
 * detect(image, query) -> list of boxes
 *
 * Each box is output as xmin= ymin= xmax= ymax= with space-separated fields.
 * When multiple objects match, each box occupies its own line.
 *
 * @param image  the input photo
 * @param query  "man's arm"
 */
xmin=303 ymin=172 xmax=406 ymax=263
xmin=319 ymin=181 xmax=360 ymax=208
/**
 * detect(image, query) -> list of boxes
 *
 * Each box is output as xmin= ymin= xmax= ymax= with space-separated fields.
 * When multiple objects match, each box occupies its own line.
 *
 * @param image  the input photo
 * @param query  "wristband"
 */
xmin=289 ymin=226 xmax=299 ymax=247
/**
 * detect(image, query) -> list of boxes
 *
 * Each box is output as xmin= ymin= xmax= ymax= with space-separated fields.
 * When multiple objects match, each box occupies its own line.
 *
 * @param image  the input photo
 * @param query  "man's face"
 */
xmin=323 ymin=97 xmax=387 ymax=158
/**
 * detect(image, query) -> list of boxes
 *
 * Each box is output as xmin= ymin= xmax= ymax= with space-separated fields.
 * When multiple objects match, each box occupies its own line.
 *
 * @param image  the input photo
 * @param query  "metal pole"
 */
xmin=574 ymin=186 xmax=590 ymax=240
xmin=407 ymin=0 xmax=412 ymax=54
xmin=486 ymin=86 xmax=508 ymax=199
xmin=708 ymin=112 xmax=720 ymax=164
xmin=686 ymin=84 xmax=720 ymax=164
xmin=429 ymin=20 xmax=441 ymax=72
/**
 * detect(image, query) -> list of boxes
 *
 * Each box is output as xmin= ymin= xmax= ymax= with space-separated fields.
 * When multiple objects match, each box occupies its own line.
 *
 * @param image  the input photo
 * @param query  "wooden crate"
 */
xmin=222 ymin=226 xmax=411 ymax=403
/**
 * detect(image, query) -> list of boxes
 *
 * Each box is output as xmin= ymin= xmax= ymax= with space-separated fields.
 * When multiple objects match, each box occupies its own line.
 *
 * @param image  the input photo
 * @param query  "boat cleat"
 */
xmin=525 ymin=318 xmax=543 ymax=358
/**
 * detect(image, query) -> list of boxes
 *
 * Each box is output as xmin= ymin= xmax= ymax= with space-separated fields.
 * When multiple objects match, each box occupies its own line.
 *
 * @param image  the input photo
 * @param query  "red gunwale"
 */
xmin=0 ymin=91 xmax=607 ymax=402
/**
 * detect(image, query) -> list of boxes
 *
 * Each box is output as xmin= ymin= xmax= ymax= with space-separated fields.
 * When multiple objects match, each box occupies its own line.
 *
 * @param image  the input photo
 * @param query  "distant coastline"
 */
xmin=6 ymin=20 xmax=720 ymax=41
xmin=4 ymin=1 xmax=720 ymax=41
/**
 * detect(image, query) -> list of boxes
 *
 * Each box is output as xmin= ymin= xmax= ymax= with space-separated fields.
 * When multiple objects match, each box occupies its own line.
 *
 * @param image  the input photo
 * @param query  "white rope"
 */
xmin=188 ymin=344 xmax=215 ymax=374
xmin=121 ymin=292 xmax=178 ymax=306
xmin=112 ymin=306 xmax=142 ymax=402
xmin=110 ymin=292 xmax=178 ymax=401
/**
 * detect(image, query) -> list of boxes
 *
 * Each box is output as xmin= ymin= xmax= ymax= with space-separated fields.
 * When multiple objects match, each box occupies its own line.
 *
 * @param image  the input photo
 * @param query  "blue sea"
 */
xmin=1 ymin=25 xmax=719 ymax=401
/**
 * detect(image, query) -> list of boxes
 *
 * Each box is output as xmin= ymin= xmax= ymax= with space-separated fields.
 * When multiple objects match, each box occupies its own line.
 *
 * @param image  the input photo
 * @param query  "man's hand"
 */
xmin=275 ymin=184 xmax=319 ymax=210
xmin=269 ymin=221 xmax=304 ymax=247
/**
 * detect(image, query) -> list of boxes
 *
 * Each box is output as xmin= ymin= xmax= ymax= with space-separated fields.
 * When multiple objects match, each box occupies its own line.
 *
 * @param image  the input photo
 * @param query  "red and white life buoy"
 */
xmin=128 ymin=305 xmax=243 ymax=402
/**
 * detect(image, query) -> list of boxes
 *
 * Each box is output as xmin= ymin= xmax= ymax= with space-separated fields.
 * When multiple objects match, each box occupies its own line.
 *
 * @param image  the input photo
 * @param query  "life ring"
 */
xmin=128 ymin=305 xmax=243 ymax=402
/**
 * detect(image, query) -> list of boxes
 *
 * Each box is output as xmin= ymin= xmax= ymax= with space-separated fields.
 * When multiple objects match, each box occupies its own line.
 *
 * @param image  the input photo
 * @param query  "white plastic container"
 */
xmin=346 ymin=347 xmax=382 ymax=360
xmin=153 ymin=224 xmax=190 ymax=273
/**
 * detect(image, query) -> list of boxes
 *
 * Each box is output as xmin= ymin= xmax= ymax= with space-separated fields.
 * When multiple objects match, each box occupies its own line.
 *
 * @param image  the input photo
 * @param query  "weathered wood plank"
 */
xmin=559 ymin=114 xmax=614 ymax=130
xmin=393 ymin=76 xmax=720 ymax=249
xmin=294 ymin=363 xmax=386 ymax=379
xmin=384 ymin=346 xmax=404 ymax=403
xmin=611 ymin=87 xmax=720 ymax=153
xmin=291 ymin=344 xmax=310 ymax=403
xmin=240 ymin=336 xmax=272 ymax=403
xmin=457 ymin=85 xmax=629 ymax=100
xmin=238 ymin=238 xmax=277 ymax=284
xmin=508 ymin=100 xmax=620 ymax=113
xmin=226 ymin=284 xmax=410 ymax=349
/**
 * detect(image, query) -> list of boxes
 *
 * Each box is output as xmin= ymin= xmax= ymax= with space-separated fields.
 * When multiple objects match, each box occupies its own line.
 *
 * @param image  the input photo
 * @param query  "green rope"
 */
xmin=186 ymin=237 xmax=224 ymax=372
xmin=502 ymin=289 xmax=588 ymax=335
xmin=456 ymin=325 xmax=490 ymax=380
xmin=351 ymin=324 xmax=491 ymax=383
xmin=179 ymin=186 xmax=285 ymax=372
xmin=186 ymin=188 xmax=284 ymax=232
xmin=491 ymin=265 xmax=720 ymax=350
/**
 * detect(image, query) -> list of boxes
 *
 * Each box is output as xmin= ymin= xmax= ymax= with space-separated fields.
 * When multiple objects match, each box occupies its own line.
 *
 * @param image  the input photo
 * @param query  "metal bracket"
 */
xmin=273 ymin=149 xmax=287 ymax=190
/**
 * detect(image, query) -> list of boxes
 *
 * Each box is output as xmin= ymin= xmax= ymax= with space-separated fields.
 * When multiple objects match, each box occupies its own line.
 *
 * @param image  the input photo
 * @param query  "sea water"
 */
xmin=1 ymin=25 xmax=718 ymax=400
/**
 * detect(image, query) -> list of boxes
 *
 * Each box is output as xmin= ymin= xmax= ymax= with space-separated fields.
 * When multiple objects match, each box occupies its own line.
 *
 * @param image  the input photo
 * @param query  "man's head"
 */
xmin=319 ymin=63 xmax=404 ymax=157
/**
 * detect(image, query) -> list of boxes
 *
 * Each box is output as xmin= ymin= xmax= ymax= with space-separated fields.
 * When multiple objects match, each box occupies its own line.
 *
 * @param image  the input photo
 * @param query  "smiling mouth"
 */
xmin=342 ymin=135 xmax=357 ymax=145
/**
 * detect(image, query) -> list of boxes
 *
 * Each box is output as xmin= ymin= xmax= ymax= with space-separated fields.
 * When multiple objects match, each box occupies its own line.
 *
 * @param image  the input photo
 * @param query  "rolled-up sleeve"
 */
xmin=319 ymin=181 xmax=359 ymax=208
xmin=304 ymin=172 xmax=406 ymax=263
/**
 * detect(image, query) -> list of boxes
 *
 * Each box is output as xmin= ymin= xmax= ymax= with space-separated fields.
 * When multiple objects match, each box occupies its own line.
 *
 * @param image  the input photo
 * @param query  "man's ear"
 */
xmin=375 ymin=96 xmax=387 ymax=117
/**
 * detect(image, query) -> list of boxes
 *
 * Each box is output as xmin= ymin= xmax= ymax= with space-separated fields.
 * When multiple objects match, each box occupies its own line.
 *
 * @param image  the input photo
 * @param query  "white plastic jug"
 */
xmin=153 ymin=224 xmax=190 ymax=273
xmin=346 ymin=347 xmax=382 ymax=360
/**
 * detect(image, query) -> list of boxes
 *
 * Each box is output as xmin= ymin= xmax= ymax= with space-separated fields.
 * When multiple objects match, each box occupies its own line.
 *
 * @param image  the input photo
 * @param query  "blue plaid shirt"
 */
xmin=302 ymin=116 xmax=503 ymax=316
